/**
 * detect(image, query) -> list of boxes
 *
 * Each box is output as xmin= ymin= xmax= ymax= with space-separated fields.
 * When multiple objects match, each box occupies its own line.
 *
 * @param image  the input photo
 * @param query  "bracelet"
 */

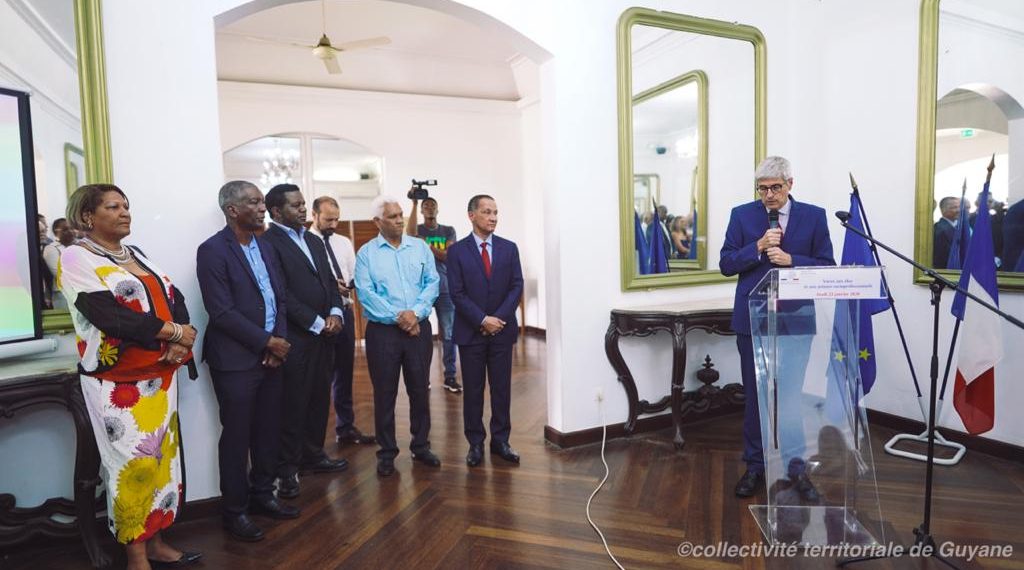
xmin=168 ymin=322 xmax=183 ymax=343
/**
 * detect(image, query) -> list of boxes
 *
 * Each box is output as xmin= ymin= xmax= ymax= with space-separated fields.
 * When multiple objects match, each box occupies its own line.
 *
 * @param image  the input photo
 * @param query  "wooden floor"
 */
xmin=4 ymin=336 xmax=1024 ymax=569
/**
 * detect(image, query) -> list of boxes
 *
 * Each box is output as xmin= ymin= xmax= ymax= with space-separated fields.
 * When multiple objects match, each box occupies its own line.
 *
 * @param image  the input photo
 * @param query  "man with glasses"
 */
xmin=720 ymin=156 xmax=835 ymax=499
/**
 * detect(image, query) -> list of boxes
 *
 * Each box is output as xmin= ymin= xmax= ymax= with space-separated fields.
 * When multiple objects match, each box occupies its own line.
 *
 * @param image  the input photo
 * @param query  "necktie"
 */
xmin=323 ymin=234 xmax=344 ymax=280
xmin=481 ymin=242 xmax=492 ymax=278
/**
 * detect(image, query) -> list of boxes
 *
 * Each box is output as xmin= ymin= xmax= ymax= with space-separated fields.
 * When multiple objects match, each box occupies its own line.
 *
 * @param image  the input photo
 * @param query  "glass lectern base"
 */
xmin=749 ymin=505 xmax=880 ymax=546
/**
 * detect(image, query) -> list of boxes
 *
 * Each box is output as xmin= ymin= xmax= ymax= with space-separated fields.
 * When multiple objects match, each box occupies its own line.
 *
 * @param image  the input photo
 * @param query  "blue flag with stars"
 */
xmin=648 ymin=202 xmax=669 ymax=274
xmin=825 ymin=194 xmax=890 ymax=422
xmin=634 ymin=211 xmax=651 ymax=274
xmin=947 ymin=187 xmax=972 ymax=270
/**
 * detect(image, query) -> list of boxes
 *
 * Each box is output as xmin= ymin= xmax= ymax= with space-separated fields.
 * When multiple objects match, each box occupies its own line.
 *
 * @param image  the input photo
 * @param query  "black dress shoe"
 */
xmin=148 ymin=551 xmax=203 ymax=568
xmin=466 ymin=444 xmax=484 ymax=467
xmin=490 ymin=442 xmax=520 ymax=464
xmin=412 ymin=449 xmax=442 ymax=467
xmin=299 ymin=457 xmax=349 ymax=474
xmin=734 ymin=469 xmax=765 ymax=498
xmin=377 ymin=457 xmax=395 ymax=477
xmin=277 ymin=474 xmax=299 ymax=499
xmin=336 ymin=427 xmax=377 ymax=445
xmin=250 ymin=496 xmax=301 ymax=519
xmin=223 ymin=513 xmax=264 ymax=542
xmin=791 ymin=472 xmax=821 ymax=503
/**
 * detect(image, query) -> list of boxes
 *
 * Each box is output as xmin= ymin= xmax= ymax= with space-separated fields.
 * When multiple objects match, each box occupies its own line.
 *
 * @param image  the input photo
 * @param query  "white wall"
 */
xmin=218 ymin=81 xmax=526 ymax=248
xmin=87 ymin=0 xmax=1024 ymax=503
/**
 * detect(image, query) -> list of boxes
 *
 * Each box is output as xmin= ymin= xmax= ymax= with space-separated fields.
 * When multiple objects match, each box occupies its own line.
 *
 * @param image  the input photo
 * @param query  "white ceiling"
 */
xmin=216 ymin=0 xmax=523 ymax=100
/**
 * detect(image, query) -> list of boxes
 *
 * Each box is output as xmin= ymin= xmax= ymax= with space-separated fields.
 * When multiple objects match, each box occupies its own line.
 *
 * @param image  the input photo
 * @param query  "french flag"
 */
xmin=950 ymin=182 xmax=1003 ymax=435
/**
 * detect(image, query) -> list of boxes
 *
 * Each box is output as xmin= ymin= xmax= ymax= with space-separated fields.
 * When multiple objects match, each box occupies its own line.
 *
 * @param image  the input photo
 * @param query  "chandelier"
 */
xmin=260 ymin=144 xmax=300 ymax=187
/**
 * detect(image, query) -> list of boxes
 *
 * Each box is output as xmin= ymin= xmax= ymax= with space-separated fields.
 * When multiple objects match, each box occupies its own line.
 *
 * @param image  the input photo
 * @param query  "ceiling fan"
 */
xmin=236 ymin=0 xmax=391 ymax=75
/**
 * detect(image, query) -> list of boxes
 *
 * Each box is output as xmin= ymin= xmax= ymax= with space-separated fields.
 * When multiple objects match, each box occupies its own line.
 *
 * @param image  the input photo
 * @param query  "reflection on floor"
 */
xmin=4 ymin=336 xmax=1024 ymax=569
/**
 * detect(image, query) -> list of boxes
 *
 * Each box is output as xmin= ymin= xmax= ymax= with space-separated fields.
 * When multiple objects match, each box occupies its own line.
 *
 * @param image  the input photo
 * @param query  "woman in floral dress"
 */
xmin=59 ymin=184 xmax=202 ymax=570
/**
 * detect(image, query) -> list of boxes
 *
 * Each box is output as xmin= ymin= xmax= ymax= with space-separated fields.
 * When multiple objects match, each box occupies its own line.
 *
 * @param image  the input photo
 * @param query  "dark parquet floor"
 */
xmin=3 ymin=337 xmax=1024 ymax=569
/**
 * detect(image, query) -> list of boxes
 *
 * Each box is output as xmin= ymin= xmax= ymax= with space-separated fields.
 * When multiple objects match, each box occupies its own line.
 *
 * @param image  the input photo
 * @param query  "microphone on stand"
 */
xmin=835 ymin=210 xmax=852 ymax=224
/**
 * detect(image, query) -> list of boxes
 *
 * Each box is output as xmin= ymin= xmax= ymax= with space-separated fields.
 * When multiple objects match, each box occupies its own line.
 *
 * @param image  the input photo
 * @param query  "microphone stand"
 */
xmin=832 ymin=211 xmax=1024 ymax=570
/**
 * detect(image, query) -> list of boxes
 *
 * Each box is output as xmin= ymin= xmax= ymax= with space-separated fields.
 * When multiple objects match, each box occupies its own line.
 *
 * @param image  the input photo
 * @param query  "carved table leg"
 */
xmin=605 ymin=319 xmax=639 ymax=433
xmin=67 ymin=378 xmax=111 ymax=568
xmin=670 ymin=322 xmax=687 ymax=450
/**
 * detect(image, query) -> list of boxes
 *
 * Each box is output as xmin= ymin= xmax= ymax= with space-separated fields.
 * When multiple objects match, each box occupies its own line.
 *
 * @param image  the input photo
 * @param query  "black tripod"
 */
xmin=832 ymin=211 xmax=1024 ymax=569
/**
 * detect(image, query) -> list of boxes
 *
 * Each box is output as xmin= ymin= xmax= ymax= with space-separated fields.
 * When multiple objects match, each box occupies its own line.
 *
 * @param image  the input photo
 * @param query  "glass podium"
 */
xmin=747 ymin=267 xmax=887 ymax=546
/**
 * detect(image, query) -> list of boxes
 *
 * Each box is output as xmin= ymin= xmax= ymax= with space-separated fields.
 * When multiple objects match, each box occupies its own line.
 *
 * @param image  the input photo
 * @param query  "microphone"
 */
xmin=835 ymin=211 xmax=851 ymax=223
xmin=768 ymin=209 xmax=780 ymax=229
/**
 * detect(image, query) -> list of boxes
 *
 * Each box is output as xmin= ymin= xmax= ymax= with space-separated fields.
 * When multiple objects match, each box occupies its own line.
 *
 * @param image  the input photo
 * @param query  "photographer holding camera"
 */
xmin=406 ymin=180 xmax=461 ymax=393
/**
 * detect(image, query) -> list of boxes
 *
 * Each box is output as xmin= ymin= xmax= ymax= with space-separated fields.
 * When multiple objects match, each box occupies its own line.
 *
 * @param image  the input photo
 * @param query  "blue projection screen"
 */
xmin=0 ymin=87 xmax=42 ymax=344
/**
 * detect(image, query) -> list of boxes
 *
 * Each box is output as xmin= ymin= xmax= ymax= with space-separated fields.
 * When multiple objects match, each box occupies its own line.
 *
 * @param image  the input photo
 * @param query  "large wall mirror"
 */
xmin=915 ymin=0 xmax=1024 ymax=289
xmin=0 ymin=1 xmax=112 ymax=333
xmin=617 ymin=8 xmax=766 ymax=290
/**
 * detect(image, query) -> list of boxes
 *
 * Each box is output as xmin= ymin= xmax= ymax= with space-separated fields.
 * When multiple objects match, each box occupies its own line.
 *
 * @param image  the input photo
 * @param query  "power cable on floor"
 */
xmin=585 ymin=390 xmax=625 ymax=570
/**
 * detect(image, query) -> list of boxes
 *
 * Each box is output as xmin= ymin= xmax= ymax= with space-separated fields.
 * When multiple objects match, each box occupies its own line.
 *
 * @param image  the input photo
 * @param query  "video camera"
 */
xmin=407 ymin=179 xmax=437 ymax=200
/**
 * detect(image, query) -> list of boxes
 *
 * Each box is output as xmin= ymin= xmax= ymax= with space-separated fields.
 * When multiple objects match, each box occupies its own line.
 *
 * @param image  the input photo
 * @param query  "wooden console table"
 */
xmin=0 ymin=356 xmax=109 ymax=567
xmin=605 ymin=298 xmax=744 ymax=449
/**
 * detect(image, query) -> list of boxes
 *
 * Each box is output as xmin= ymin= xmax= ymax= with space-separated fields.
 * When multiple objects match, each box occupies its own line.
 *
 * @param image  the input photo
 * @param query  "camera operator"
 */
xmin=406 ymin=183 xmax=461 ymax=393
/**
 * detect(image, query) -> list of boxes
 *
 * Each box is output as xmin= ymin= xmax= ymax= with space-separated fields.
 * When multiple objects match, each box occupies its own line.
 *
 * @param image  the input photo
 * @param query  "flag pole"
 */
xmin=835 ymin=179 xmax=1024 ymax=568
xmin=850 ymin=174 xmax=966 ymax=465
xmin=849 ymin=173 xmax=923 ymax=399
xmin=938 ymin=159 xmax=995 ymax=405
xmin=936 ymin=179 xmax=970 ymax=417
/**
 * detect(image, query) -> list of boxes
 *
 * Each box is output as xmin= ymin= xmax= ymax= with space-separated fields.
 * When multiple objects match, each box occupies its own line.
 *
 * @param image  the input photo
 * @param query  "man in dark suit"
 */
xmin=1003 ymin=198 xmax=1024 ymax=272
xmin=720 ymin=156 xmax=835 ymax=498
xmin=933 ymin=196 xmax=960 ymax=269
xmin=308 ymin=196 xmax=375 ymax=446
xmin=447 ymin=194 xmax=524 ymax=467
xmin=262 ymin=183 xmax=347 ymax=499
xmin=196 ymin=181 xmax=299 ymax=542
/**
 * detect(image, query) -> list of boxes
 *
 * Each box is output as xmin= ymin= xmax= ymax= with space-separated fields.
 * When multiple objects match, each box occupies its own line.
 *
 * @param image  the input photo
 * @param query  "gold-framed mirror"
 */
xmin=34 ymin=0 xmax=113 ymax=332
xmin=617 ymin=7 xmax=766 ymax=291
xmin=914 ymin=0 xmax=1024 ymax=290
xmin=64 ymin=142 xmax=85 ymax=197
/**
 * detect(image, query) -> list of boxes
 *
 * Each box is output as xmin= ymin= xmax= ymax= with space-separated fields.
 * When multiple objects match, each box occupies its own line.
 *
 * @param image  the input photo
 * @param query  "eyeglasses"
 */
xmin=756 ymin=183 xmax=788 ymax=196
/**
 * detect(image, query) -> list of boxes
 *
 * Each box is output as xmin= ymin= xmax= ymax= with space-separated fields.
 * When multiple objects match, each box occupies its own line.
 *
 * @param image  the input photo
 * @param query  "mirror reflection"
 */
xmin=629 ymin=25 xmax=708 ymax=276
xmin=223 ymin=133 xmax=382 ymax=219
xmin=619 ymin=10 xmax=762 ymax=290
xmin=1 ymin=1 xmax=85 ymax=317
xmin=931 ymin=0 xmax=1024 ymax=274
xmin=633 ymin=76 xmax=701 ymax=272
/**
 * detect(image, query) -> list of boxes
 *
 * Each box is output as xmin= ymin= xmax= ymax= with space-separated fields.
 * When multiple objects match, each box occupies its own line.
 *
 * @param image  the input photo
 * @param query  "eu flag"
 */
xmin=634 ymin=211 xmax=651 ymax=275
xmin=825 ymin=194 xmax=890 ymax=422
xmin=947 ymin=185 xmax=972 ymax=270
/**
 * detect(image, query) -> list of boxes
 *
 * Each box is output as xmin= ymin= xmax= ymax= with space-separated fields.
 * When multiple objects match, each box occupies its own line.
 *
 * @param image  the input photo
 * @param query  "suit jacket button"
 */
xmin=258 ymin=304 xmax=265 ymax=309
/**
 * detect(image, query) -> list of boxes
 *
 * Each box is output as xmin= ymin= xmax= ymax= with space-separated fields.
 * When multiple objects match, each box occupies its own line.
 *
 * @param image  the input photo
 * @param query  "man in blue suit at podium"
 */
xmin=720 ymin=156 xmax=835 ymax=499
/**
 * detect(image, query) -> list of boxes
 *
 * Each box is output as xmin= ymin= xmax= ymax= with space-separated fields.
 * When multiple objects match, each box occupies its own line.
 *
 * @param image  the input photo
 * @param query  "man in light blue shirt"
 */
xmin=355 ymin=195 xmax=440 ymax=477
